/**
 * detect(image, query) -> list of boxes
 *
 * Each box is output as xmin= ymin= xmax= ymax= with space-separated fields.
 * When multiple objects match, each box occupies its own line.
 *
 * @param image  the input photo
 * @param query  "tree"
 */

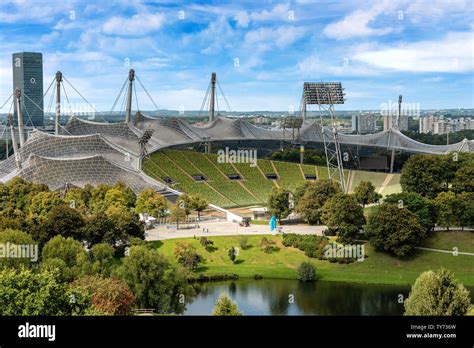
xmin=434 ymin=191 xmax=462 ymax=230
xmin=366 ymin=204 xmax=427 ymax=258
xmin=297 ymin=261 xmax=316 ymax=282
xmin=41 ymin=235 xmax=88 ymax=282
xmin=71 ymin=275 xmax=135 ymax=315
xmin=28 ymin=191 xmax=62 ymax=219
xmin=321 ymin=193 xmax=365 ymax=243
xmin=212 ymin=293 xmax=242 ymax=316
xmin=188 ymin=194 xmax=208 ymax=220
xmin=118 ymin=245 xmax=195 ymax=314
xmin=452 ymin=162 xmax=474 ymax=193
xmin=404 ymin=268 xmax=471 ymax=316
xmin=104 ymin=183 xmax=136 ymax=209
xmin=295 ymin=180 xmax=341 ymax=225
xmin=0 ymin=229 xmax=36 ymax=269
xmin=384 ymin=192 xmax=436 ymax=233
xmin=267 ymin=187 xmax=291 ymax=221
xmin=89 ymin=243 xmax=115 ymax=276
xmin=135 ymin=188 xmax=168 ymax=218
xmin=458 ymin=192 xmax=474 ymax=229
xmin=81 ymin=212 xmax=115 ymax=248
xmin=35 ymin=204 xmax=85 ymax=246
xmin=64 ymin=188 xmax=89 ymax=213
xmin=169 ymin=204 xmax=188 ymax=229
xmin=400 ymin=155 xmax=446 ymax=198
xmin=104 ymin=206 xmax=144 ymax=249
xmin=353 ymin=181 xmax=381 ymax=207
xmin=228 ymin=246 xmax=237 ymax=263
xmin=0 ymin=267 xmax=72 ymax=315
xmin=174 ymin=242 xmax=202 ymax=270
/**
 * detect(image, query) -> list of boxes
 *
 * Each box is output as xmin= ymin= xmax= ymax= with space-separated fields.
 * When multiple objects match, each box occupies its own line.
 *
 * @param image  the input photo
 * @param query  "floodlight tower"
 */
xmin=209 ymin=72 xmax=216 ymax=123
xmin=302 ymin=82 xmax=347 ymax=192
xmin=138 ymin=128 xmax=154 ymax=168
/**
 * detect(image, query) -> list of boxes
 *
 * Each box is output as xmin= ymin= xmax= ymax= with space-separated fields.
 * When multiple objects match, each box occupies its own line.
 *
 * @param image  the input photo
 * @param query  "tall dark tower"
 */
xmin=12 ymin=52 xmax=44 ymax=127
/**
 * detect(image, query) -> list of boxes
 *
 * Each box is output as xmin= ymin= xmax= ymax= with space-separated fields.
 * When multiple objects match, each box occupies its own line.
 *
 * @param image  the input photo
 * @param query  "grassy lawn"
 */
xmin=422 ymin=230 xmax=474 ymax=253
xmin=153 ymin=231 xmax=474 ymax=286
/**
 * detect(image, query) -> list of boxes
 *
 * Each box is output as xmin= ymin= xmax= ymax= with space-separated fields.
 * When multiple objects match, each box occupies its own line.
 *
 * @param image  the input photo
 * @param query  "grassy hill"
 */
xmin=143 ymin=149 xmax=401 ymax=208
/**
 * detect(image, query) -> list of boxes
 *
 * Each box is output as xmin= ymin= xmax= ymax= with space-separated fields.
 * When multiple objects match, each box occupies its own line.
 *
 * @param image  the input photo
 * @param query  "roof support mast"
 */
xmin=55 ymin=71 xmax=62 ymax=135
xmin=14 ymin=88 xmax=25 ymax=147
xmin=125 ymin=69 xmax=135 ymax=123
xmin=209 ymin=72 xmax=216 ymax=123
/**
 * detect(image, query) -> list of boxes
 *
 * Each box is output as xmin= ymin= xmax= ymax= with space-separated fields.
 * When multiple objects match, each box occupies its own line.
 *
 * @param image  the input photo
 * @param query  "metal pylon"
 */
xmin=316 ymin=90 xmax=347 ymax=192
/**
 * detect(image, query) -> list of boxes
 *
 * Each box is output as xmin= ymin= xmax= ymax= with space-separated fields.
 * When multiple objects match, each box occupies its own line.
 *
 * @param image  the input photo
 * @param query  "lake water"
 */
xmin=184 ymin=279 xmax=412 ymax=315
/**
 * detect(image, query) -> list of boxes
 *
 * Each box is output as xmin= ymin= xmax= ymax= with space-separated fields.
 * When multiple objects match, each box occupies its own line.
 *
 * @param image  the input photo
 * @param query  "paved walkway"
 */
xmin=416 ymin=246 xmax=474 ymax=256
xmin=145 ymin=220 xmax=326 ymax=241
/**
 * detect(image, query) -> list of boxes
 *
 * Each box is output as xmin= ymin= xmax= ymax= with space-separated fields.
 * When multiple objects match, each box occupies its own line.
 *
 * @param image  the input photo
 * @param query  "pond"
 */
xmin=184 ymin=279 xmax=412 ymax=315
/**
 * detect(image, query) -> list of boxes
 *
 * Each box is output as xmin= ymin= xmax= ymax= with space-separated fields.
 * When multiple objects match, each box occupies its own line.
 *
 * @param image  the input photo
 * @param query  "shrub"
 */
xmin=259 ymin=237 xmax=277 ymax=253
xmin=238 ymin=236 xmax=251 ymax=250
xmin=297 ymin=261 xmax=316 ymax=282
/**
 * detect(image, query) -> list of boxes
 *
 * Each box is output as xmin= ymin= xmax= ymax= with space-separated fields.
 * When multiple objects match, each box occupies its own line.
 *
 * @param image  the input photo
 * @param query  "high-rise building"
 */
xmin=12 ymin=52 xmax=44 ymax=127
xmin=352 ymin=114 xmax=376 ymax=133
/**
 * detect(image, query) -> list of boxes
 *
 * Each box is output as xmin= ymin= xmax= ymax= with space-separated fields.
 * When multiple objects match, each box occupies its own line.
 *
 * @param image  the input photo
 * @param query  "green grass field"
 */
xmin=154 ymin=231 xmax=474 ymax=286
xmin=143 ymin=149 xmax=401 ymax=208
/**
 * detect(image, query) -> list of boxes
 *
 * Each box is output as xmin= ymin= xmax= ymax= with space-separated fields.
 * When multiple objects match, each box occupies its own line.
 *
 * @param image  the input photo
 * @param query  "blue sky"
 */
xmin=0 ymin=0 xmax=473 ymax=112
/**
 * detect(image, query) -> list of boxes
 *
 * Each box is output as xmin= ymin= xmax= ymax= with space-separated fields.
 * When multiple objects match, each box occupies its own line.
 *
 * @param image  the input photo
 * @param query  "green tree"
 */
xmin=400 ymin=155 xmax=446 ymax=198
xmin=135 ymin=188 xmax=169 ymax=218
xmin=118 ymin=245 xmax=195 ymax=314
xmin=81 ymin=212 xmax=115 ymax=248
xmin=41 ymin=235 xmax=88 ymax=282
xmin=34 ymin=204 xmax=85 ymax=246
xmin=0 ymin=229 xmax=37 ymax=269
xmin=295 ymin=180 xmax=341 ymax=225
xmin=267 ymin=187 xmax=291 ymax=222
xmin=28 ymin=191 xmax=63 ymax=219
xmin=228 ymin=246 xmax=237 ymax=263
xmin=353 ymin=181 xmax=381 ymax=207
xmin=89 ymin=243 xmax=115 ymax=276
xmin=0 ymin=267 xmax=72 ymax=315
xmin=212 ymin=293 xmax=242 ymax=316
xmin=105 ymin=206 xmax=144 ymax=249
xmin=188 ymin=194 xmax=208 ymax=220
xmin=297 ymin=261 xmax=316 ymax=282
xmin=321 ymin=193 xmax=366 ymax=243
xmin=71 ymin=275 xmax=135 ymax=315
xmin=404 ymin=268 xmax=471 ymax=316
xmin=451 ymin=162 xmax=474 ymax=193
xmin=169 ymin=203 xmax=188 ymax=229
xmin=174 ymin=242 xmax=202 ymax=270
xmin=458 ymin=192 xmax=474 ymax=229
xmin=434 ymin=191 xmax=462 ymax=230
xmin=366 ymin=204 xmax=427 ymax=258
xmin=104 ymin=183 xmax=136 ymax=209
xmin=64 ymin=187 xmax=89 ymax=213
xmin=384 ymin=192 xmax=436 ymax=233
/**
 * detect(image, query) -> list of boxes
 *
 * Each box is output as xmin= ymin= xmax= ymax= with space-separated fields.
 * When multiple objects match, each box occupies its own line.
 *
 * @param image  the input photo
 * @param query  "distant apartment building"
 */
xmin=352 ymin=114 xmax=377 ymax=133
xmin=12 ymin=52 xmax=44 ymax=127
xmin=383 ymin=115 xmax=408 ymax=131
xmin=419 ymin=116 xmax=474 ymax=134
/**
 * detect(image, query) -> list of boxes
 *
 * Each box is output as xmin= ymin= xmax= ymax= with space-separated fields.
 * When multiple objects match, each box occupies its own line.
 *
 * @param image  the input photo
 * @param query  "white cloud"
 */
xmin=234 ymin=11 xmax=250 ymax=28
xmin=323 ymin=1 xmax=398 ymax=40
xmin=250 ymin=3 xmax=292 ymax=22
xmin=102 ymin=12 xmax=165 ymax=36
xmin=244 ymin=26 xmax=306 ymax=50
xmin=353 ymin=31 xmax=474 ymax=73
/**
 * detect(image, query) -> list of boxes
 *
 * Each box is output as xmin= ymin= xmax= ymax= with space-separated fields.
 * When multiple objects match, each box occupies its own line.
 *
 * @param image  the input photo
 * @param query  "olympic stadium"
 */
xmin=1 ymin=69 xmax=473 ymax=213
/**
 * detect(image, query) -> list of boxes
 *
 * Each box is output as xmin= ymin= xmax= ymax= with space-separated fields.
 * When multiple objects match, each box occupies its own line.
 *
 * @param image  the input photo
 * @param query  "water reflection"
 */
xmin=185 ymin=279 xmax=411 ymax=315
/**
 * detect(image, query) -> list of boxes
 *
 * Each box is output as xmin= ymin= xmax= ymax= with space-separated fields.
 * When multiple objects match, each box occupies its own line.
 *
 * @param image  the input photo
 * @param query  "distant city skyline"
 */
xmin=0 ymin=0 xmax=473 ymax=112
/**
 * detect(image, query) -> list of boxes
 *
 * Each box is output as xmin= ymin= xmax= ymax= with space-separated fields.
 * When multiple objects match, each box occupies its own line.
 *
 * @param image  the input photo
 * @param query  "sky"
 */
xmin=0 ymin=0 xmax=473 ymax=112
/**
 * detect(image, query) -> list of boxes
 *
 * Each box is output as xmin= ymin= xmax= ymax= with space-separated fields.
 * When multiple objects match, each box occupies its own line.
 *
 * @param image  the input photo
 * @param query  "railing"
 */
xmin=132 ymin=309 xmax=155 ymax=315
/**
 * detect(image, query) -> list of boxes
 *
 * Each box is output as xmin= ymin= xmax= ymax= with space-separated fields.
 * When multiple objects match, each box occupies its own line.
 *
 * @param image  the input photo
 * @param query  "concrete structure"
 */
xmin=12 ymin=52 xmax=44 ymax=127
xmin=419 ymin=116 xmax=474 ymax=134
xmin=352 ymin=114 xmax=377 ymax=133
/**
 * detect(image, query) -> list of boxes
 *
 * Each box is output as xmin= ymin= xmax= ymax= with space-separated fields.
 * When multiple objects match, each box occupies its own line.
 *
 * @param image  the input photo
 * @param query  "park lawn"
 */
xmin=153 ymin=232 xmax=474 ymax=286
xmin=422 ymin=230 xmax=474 ymax=253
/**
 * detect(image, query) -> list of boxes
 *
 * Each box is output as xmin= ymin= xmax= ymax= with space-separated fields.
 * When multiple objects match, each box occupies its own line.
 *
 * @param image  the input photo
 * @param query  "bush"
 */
xmin=238 ymin=236 xmax=251 ymax=250
xmin=297 ymin=261 xmax=316 ymax=282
